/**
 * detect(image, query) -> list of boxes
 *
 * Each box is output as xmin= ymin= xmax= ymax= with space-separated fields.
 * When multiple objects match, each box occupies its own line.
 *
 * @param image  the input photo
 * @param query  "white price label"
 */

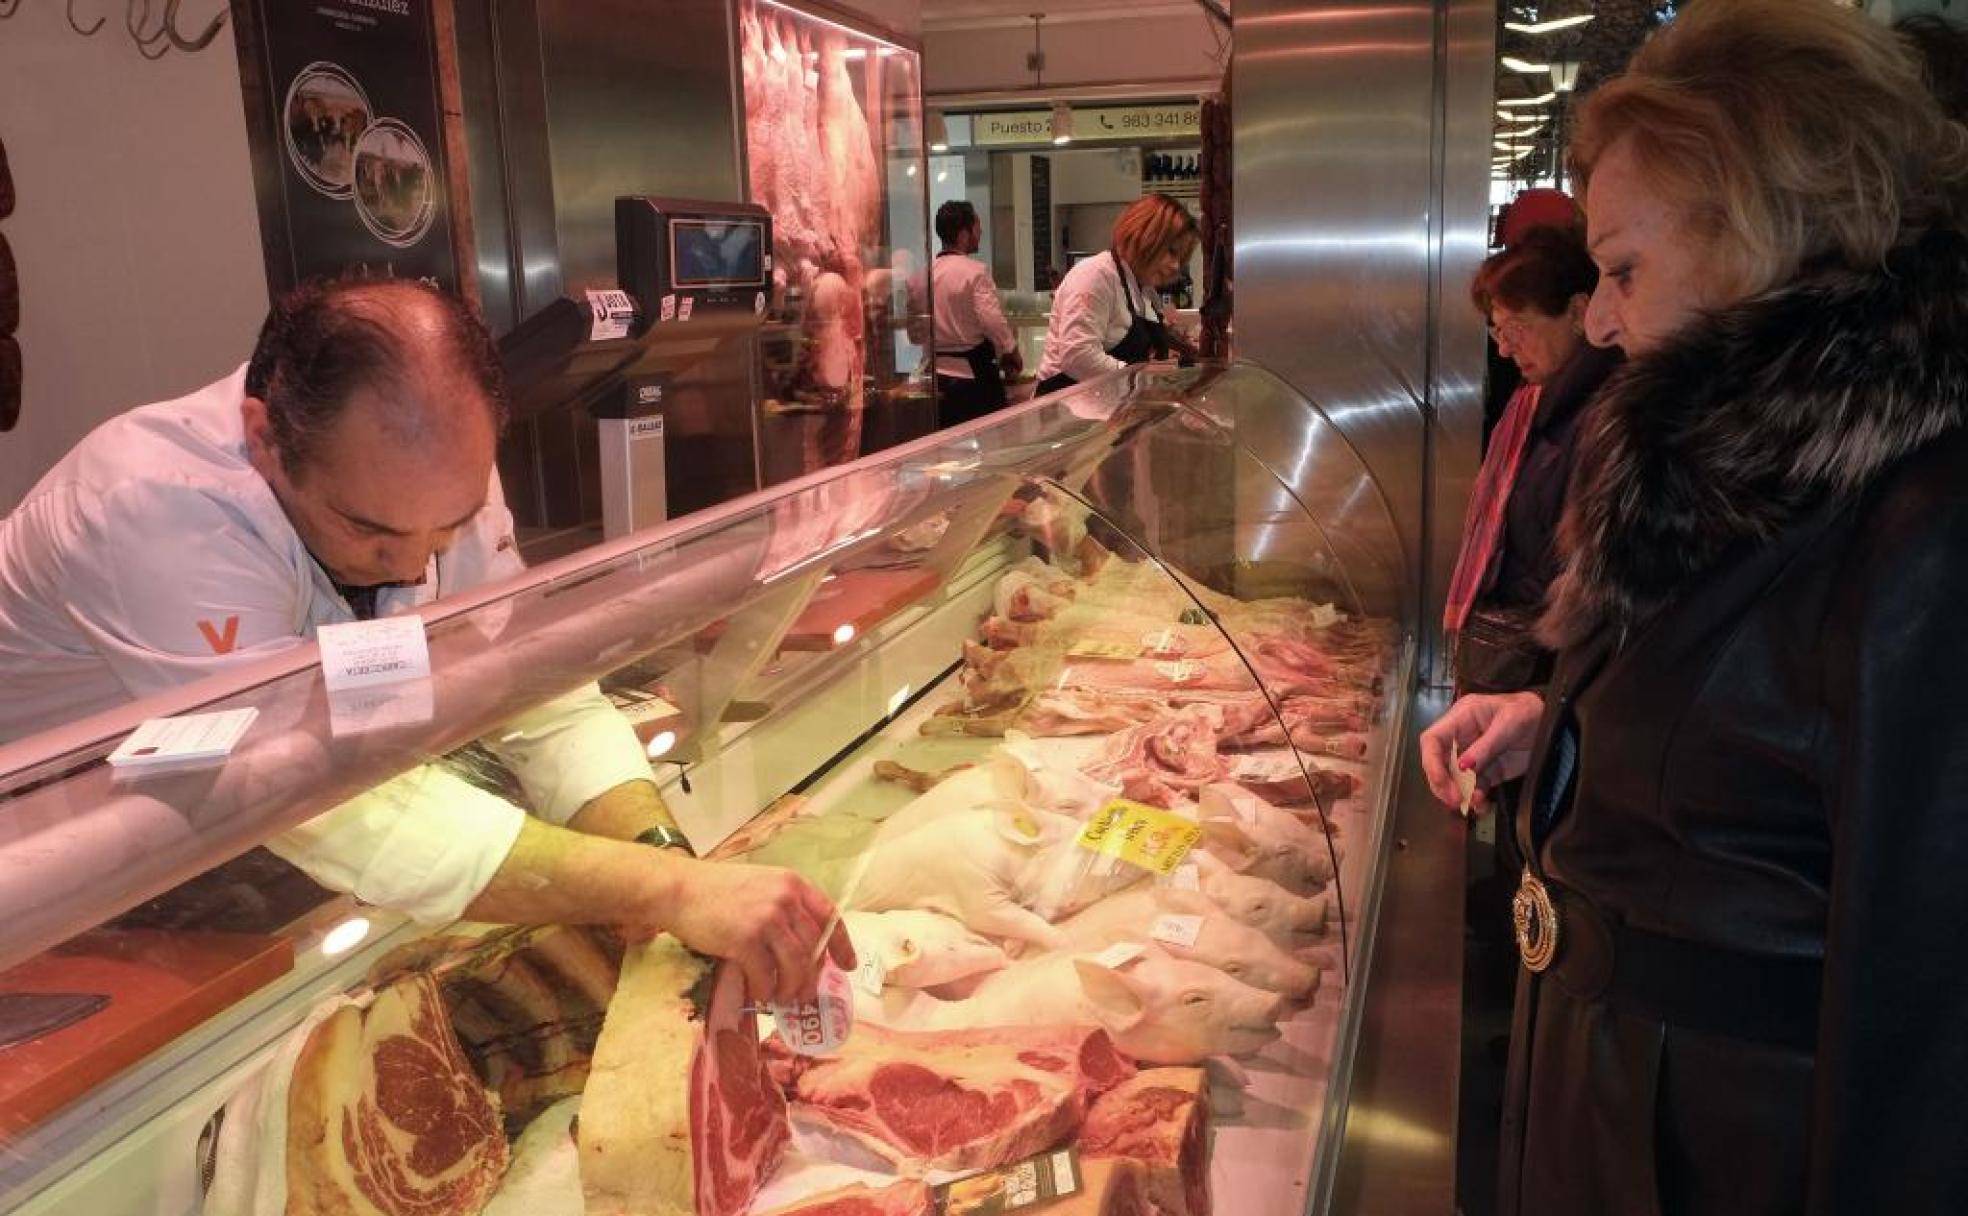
xmin=107 ymin=707 xmax=259 ymax=771
xmin=1171 ymin=863 xmax=1201 ymax=891
xmin=584 ymin=288 xmax=635 ymax=341
xmin=754 ymin=291 xmax=767 ymax=315
xmin=1150 ymin=913 xmax=1204 ymax=948
xmin=853 ymin=951 xmax=887 ymax=997
xmin=1086 ymin=942 xmax=1144 ymax=971
xmin=1232 ymin=755 xmax=1298 ymax=785
xmin=770 ymin=960 xmax=854 ymax=1055
xmin=678 ymin=296 xmax=695 ymax=322
xmin=327 ymin=682 xmax=436 ymax=738
xmin=317 ymin=615 xmax=430 ymax=693
xmin=1153 ymin=659 xmax=1204 ymax=684
xmin=659 ymin=294 xmax=678 ymax=322
xmin=1141 ymin=628 xmax=1181 ymax=657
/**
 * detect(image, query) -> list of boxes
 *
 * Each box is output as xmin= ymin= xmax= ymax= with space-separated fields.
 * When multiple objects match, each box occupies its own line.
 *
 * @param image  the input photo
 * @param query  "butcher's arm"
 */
xmin=976 ymin=271 xmax=1018 ymax=357
xmin=465 ymin=818 xmax=854 ymax=1003
xmin=480 ymin=683 xmax=680 ymax=838
xmin=1052 ymin=275 xmax=1127 ymax=384
xmin=1808 ymin=482 xmax=1968 ymax=1214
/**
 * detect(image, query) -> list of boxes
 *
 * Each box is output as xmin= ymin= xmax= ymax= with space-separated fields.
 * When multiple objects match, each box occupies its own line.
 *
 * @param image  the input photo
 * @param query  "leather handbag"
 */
xmin=1453 ymin=603 xmax=1553 ymax=694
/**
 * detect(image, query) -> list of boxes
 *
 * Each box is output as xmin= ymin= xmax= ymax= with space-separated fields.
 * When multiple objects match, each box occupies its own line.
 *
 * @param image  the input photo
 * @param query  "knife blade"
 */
xmin=0 ymin=992 xmax=110 ymax=1050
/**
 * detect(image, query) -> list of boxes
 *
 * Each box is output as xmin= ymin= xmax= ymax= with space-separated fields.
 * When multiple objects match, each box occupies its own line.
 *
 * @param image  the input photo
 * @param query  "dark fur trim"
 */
xmin=1539 ymin=227 xmax=1968 ymax=649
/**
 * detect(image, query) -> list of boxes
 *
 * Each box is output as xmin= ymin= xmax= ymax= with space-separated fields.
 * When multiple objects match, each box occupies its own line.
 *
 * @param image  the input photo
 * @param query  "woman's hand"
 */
xmin=1419 ymin=691 xmax=1546 ymax=813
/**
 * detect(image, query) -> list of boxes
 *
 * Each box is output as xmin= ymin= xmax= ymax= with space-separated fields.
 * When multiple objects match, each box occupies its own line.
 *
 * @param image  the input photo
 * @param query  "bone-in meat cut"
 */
xmin=283 ymin=973 xmax=508 ymax=1216
xmin=1079 ymin=1068 xmax=1213 ymax=1216
xmin=765 ymin=1024 xmax=1132 ymax=1173
xmin=579 ymin=936 xmax=788 ymax=1216
xmin=754 ymin=1180 xmax=935 ymax=1216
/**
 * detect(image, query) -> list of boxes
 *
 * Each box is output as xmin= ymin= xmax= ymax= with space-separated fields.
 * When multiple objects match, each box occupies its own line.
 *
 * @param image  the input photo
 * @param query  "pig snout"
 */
xmin=1225 ymin=990 xmax=1290 ymax=1053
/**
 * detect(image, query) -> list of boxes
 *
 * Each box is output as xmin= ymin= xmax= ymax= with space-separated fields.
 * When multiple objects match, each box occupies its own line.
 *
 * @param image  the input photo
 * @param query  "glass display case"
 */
xmin=738 ymin=0 xmax=933 ymax=485
xmin=0 ymin=363 xmax=1413 ymax=1216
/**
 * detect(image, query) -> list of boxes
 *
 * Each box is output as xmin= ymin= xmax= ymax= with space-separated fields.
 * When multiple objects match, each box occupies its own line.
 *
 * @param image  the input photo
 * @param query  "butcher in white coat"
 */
xmin=0 ymin=279 xmax=850 ymax=1002
xmin=1034 ymin=193 xmax=1199 ymax=395
xmin=928 ymin=199 xmax=1021 ymax=427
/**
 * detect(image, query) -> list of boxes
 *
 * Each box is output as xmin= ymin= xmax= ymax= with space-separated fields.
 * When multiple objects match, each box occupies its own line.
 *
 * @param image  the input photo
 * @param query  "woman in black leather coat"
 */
xmin=1420 ymin=1 xmax=1968 ymax=1212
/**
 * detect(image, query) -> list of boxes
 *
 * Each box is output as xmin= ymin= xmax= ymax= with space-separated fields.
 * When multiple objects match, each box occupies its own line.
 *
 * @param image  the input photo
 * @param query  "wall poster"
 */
xmin=232 ymin=0 xmax=462 ymax=296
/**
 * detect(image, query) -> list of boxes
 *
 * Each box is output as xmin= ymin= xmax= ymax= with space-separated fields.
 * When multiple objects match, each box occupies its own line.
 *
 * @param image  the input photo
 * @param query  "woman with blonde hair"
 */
xmin=1419 ymin=0 xmax=1968 ymax=1211
xmin=1034 ymin=193 xmax=1198 ymax=394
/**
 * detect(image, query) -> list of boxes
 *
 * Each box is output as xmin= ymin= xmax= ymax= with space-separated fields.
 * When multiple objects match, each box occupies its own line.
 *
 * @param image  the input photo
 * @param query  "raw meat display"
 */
xmin=841 ymin=909 xmax=1010 ymax=988
xmin=753 ymin=1180 xmax=934 ymax=1216
xmin=284 ymin=973 xmax=508 ymax=1216
xmin=578 ymin=936 xmax=787 ymax=1216
xmin=764 ymin=1024 xmax=1131 ymax=1172
xmin=1082 ymin=704 xmax=1230 ymax=809
xmin=1053 ymin=886 xmax=1323 ymax=1001
xmin=1188 ymin=853 xmax=1332 ymax=946
xmin=871 ymin=949 xmax=1287 ymax=1065
xmin=1079 ymin=1068 xmax=1213 ymax=1216
xmin=1196 ymin=785 xmax=1339 ymax=894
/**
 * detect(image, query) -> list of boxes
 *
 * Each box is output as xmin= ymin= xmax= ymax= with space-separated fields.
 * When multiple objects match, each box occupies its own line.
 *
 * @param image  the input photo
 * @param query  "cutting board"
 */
xmin=778 ymin=568 xmax=941 ymax=652
xmin=0 ymin=929 xmax=294 ymax=1136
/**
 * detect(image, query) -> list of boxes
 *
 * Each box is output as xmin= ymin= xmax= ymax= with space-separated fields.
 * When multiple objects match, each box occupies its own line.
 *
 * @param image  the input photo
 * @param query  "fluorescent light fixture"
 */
xmin=1504 ymin=13 xmax=1596 ymax=35
xmin=1497 ymin=92 xmax=1557 ymax=107
xmin=322 ymin=916 xmax=372 ymax=957
xmin=1051 ymin=101 xmax=1073 ymax=145
xmin=927 ymin=110 xmax=949 ymax=152
xmin=1501 ymin=56 xmax=1549 ymax=73
xmin=646 ymin=729 xmax=677 ymax=759
xmin=1493 ymin=139 xmax=1538 ymax=150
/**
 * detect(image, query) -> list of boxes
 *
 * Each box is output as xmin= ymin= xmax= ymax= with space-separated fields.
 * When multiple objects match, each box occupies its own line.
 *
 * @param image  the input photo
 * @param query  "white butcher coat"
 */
xmin=0 ymin=368 xmax=653 ymax=922
xmin=929 ymin=254 xmax=1017 ymax=380
xmin=1034 ymin=252 xmax=1167 ymax=386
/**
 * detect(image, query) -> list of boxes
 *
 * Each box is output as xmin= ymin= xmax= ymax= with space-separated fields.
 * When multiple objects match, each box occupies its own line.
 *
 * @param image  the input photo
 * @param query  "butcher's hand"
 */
xmin=1001 ymin=348 xmax=1025 ymax=378
xmin=659 ymin=858 xmax=857 ymax=1004
xmin=1418 ymin=691 xmax=1545 ymax=813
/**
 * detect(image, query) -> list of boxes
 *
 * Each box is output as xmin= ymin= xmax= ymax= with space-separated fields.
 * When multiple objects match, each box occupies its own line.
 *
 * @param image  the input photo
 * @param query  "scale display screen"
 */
xmin=669 ymin=218 xmax=768 ymax=290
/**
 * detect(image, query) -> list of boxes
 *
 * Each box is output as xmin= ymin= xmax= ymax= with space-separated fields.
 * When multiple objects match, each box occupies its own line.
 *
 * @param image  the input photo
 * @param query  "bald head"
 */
xmin=244 ymin=278 xmax=507 ymax=480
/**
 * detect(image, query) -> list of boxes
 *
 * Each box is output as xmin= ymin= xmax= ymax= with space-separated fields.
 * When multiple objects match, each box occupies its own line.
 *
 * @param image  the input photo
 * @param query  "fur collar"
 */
xmin=1540 ymin=226 xmax=1968 ymax=649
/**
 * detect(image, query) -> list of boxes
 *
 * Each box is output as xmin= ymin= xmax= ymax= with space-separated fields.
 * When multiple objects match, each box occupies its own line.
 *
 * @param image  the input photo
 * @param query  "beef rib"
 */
xmin=284 ymin=973 xmax=508 ymax=1216
xmin=1080 ymin=1068 xmax=1212 ymax=1216
xmin=753 ymin=1180 xmax=934 ymax=1216
xmin=579 ymin=936 xmax=788 ymax=1216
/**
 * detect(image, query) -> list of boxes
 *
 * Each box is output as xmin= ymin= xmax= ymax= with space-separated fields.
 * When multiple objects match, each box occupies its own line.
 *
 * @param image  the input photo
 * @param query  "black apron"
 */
xmin=1036 ymin=252 xmax=1170 ymax=396
xmin=932 ymin=251 xmax=1008 ymax=425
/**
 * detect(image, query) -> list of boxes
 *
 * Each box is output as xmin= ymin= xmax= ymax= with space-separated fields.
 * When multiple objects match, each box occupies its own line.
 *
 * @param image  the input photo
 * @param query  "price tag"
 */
xmin=769 ymin=959 xmax=853 ymax=1055
xmin=1140 ymin=628 xmax=1181 ymax=657
xmin=107 ymin=707 xmax=258 ymax=772
xmin=1076 ymin=799 xmax=1203 ymax=876
xmin=1086 ymin=941 xmax=1144 ymax=970
xmin=1153 ymin=659 xmax=1203 ymax=685
xmin=326 ymin=682 xmax=435 ymax=738
xmin=659 ymin=294 xmax=678 ymax=323
xmin=1170 ymin=863 xmax=1201 ymax=891
xmin=931 ymin=1147 xmax=1083 ymax=1213
xmin=853 ymin=951 xmax=887 ymax=997
xmin=679 ymin=296 xmax=696 ymax=322
xmin=317 ymin=615 xmax=430 ymax=693
xmin=1231 ymin=755 xmax=1298 ymax=785
xmin=754 ymin=291 xmax=767 ymax=315
xmin=584 ymin=288 xmax=635 ymax=341
xmin=1068 ymin=638 xmax=1138 ymax=660
xmin=1150 ymin=913 xmax=1204 ymax=948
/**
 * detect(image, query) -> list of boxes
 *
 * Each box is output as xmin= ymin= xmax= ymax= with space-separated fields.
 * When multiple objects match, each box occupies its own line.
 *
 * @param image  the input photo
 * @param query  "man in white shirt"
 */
xmin=0 ymin=279 xmax=850 ymax=1002
xmin=929 ymin=200 xmax=1022 ymax=427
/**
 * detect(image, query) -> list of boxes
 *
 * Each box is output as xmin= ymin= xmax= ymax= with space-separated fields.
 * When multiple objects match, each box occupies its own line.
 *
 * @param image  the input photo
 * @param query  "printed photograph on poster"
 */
xmin=352 ymin=119 xmax=436 ymax=248
xmin=282 ymin=62 xmax=370 ymax=199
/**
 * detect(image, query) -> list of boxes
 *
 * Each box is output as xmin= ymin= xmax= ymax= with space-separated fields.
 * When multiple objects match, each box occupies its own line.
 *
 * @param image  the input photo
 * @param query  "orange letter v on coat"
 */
xmin=197 ymin=616 xmax=241 ymax=655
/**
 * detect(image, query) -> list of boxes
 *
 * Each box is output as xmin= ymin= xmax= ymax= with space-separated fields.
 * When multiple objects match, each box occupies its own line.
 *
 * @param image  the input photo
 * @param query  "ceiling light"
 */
xmin=1051 ymin=101 xmax=1073 ymax=145
xmin=321 ymin=916 xmax=372 ymax=957
xmin=1504 ymin=14 xmax=1596 ymax=35
xmin=1501 ymin=56 xmax=1549 ymax=73
xmin=1497 ymin=92 xmax=1557 ymax=107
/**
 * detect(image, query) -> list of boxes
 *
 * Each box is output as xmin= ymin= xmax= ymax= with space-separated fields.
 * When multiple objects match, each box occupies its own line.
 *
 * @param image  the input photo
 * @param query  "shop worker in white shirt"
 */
xmin=0 ymin=278 xmax=852 ymax=1002
xmin=1034 ymin=193 xmax=1199 ymax=395
xmin=929 ymin=199 xmax=1022 ymax=427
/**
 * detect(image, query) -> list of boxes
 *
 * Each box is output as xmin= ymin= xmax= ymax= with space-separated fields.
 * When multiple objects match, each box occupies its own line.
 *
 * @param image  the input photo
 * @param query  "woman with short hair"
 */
xmin=1448 ymin=226 xmax=1618 ymax=696
xmin=1034 ymin=193 xmax=1199 ymax=394
xmin=1421 ymin=1 xmax=1968 ymax=1211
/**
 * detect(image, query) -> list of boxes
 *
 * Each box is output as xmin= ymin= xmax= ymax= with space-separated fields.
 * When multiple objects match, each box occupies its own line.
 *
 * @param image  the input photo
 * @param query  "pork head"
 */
xmin=1194 ymin=854 xmax=1331 ymax=944
xmin=842 ymin=909 xmax=1008 ymax=989
xmin=1072 ymin=954 xmax=1286 ymax=1063
xmin=992 ymin=731 xmax=1119 ymax=817
xmin=1175 ymin=911 xmax=1322 ymax=1003
xmin=1199 ymin=815 xmax=1335 ymax=896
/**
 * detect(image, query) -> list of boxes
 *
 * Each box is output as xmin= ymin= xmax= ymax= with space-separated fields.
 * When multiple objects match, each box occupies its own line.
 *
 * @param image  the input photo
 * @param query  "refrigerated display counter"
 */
xmin=0 ymin=362 xmax=1417 ymax=1216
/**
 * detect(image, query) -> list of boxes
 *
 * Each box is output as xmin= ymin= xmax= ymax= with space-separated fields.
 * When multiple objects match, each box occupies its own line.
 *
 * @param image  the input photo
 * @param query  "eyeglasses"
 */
xmin=1487 ymin=315 xmax=1536 ymax=346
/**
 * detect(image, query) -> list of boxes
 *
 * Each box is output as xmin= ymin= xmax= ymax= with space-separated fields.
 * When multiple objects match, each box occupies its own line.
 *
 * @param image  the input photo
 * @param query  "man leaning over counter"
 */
xmin=0 ymin=278 xmax=852 ymax=1002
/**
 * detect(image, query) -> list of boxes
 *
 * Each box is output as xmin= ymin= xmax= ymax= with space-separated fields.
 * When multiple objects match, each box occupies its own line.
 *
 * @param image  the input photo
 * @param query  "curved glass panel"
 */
xmin=0 ymin=362 xmax=1412 ymax=1216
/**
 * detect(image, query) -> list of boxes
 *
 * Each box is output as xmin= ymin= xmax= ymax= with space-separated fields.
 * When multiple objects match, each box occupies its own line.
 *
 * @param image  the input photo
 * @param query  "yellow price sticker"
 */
xmin=1068 ymin=638 xmax=1140 ymax=660
xmin=1076 ymin=799 xmax=1204 ymax=876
